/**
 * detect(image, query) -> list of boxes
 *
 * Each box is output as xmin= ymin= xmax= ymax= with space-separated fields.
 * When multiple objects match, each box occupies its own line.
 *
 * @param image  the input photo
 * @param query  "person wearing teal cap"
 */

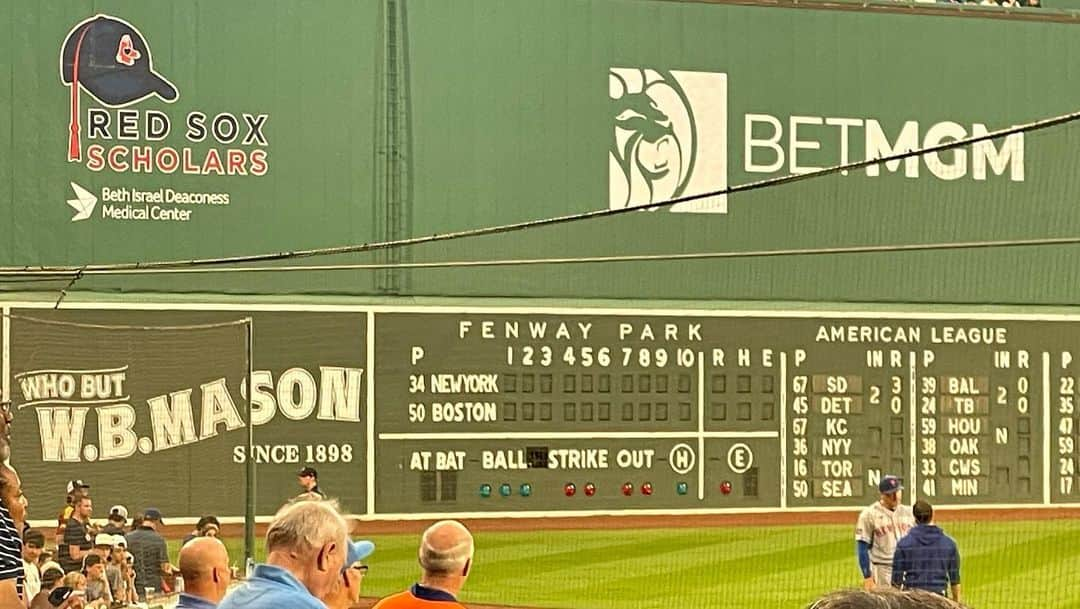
xmin=322 ymin=539 xmax=375 ymax=609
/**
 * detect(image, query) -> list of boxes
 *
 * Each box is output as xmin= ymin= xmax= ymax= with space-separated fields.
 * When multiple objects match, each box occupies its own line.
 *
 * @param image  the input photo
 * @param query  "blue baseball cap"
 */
xmin=346 ymin=539 xmax=375 ymax=565
xmin=878 ymin=475 xmax=903 ymax=494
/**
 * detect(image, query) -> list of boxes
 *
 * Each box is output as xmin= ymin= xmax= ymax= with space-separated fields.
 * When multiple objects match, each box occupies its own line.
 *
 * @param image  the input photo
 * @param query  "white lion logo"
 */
xmin=609 ymin=68 xmax=695 ymax=210
xmin=609 ymin=68 xmax=727 ymax=214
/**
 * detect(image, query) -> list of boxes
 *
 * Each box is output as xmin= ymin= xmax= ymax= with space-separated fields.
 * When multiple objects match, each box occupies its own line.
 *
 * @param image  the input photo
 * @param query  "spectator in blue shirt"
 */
xmin=218 ymin=500 xmax=354 ymax=609
xmin=176 ymin=537 xmax=232 ymax=609
xmin=891 ymin=500 xmax=962 ymax=602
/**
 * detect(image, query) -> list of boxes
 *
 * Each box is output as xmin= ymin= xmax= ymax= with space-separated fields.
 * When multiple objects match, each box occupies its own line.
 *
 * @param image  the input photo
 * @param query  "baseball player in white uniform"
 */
xmin=855 ymin=474 xmax=915 ymax=589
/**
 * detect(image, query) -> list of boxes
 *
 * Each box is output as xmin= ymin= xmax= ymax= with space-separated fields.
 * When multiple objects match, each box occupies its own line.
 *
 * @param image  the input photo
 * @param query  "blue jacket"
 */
xmin=891 ymin=524 xmax=960 ymax=594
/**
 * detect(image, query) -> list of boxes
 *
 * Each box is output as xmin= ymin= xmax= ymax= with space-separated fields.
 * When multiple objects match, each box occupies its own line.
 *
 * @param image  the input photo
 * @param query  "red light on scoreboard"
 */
xmin=564 ymin=482 xmax=577 ymax=497
xmin=621 ymin=482 xmax=634 ymax=496
xmin=720 ymin=480 xmax=733 ymax=495
xmin=641 ymin=482 xmax=653 ymax=495
xmin=584 ymin=482 xmax=597 ymax=496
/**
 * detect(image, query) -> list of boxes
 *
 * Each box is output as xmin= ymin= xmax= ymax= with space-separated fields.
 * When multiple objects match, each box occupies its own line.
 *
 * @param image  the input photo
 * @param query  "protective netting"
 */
xmin=9 ymin=312 xmax=252 ymax=517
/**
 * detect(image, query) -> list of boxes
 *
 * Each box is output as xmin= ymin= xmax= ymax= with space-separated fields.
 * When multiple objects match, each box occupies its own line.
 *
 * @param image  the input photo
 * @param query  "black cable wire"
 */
xmin=0 ymin=235 xmax=1074 ymax=276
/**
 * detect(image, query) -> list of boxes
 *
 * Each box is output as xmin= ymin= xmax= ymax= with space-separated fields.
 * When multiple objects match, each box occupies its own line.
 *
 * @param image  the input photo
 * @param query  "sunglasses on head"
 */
xmin=340 ymin=564 xmax=368 ymax=585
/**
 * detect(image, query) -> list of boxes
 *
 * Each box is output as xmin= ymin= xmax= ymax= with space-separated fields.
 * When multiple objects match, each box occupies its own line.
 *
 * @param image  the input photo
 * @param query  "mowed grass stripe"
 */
xmin=481 ymin=529 xmax=775 ymax=583
xmin=440 ymin=528 xmax=804 ymax=609
xmin=557 ymin=527 xmax=843 ymax=595
xmin=632 ymin=539 xmax=851 ymax=602
xmin=591 ymin=535 xmax=851 ymax=600
xmin=508 ymin=525 xmax=853 ymax=605
xmin=743 ymin=558 xmax=853 ymax=608
xmin=469 ymin=530 xmax=701 ymax=565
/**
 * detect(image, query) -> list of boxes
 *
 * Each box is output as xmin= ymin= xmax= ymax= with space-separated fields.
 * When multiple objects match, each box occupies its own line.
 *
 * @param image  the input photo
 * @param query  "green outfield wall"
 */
xmin=10 ymin=298 xmax=1080 ymax=520
xmin=3 ymin=0 xmax=1080 ymax=303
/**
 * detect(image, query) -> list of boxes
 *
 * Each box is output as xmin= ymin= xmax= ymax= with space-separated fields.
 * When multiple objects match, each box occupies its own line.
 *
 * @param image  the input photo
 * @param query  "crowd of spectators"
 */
xmin=0 ymin=463 xmax=471 ymax=609
xmin=12 ymin=477 xmax=227 ymax=608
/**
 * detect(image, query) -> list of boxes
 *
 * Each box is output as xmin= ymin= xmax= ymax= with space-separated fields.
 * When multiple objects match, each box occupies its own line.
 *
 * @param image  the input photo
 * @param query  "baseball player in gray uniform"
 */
xmin=855 ymin=475 xmax=915 ymax=589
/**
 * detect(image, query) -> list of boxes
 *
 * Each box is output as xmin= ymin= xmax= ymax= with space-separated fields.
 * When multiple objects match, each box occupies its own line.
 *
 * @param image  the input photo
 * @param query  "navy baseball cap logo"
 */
xmin=878 ymin=475 xmax=903 ymax=494
xmin=60 ymin=14 xmax=178 ymax=162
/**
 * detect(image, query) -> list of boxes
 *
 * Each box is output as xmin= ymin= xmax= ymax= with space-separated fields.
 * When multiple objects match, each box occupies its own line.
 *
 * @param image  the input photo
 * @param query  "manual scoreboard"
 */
xmin=373 ymin=311 xmax=1079 ymax=514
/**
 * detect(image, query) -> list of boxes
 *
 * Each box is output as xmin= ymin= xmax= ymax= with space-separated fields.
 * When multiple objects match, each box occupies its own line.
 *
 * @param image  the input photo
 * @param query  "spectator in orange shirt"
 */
xmin=372 ymin=520 xmax=474 ymax=609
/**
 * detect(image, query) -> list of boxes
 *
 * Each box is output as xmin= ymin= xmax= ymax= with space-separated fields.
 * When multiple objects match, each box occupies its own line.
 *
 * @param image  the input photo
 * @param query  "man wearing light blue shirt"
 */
xmin=218 ymin=500 xmax=372 ymax=609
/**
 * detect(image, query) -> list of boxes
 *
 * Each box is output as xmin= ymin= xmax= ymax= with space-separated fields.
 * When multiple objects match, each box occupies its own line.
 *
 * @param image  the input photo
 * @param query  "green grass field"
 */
xmin=175 ymin=520 xmax=1080 ymax=609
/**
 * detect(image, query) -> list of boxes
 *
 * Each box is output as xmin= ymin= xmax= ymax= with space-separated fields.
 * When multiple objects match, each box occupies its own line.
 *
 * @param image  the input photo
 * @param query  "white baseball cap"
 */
xmin=94 ymin=533 xmax=114 ymax=547
xmin=108 ymin=505 xmax=129 ymax=520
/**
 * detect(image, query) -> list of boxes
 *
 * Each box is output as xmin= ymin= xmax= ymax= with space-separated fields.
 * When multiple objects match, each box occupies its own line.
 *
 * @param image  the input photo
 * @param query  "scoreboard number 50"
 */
xmin=409 ymin=403 xmax=426 ymax=422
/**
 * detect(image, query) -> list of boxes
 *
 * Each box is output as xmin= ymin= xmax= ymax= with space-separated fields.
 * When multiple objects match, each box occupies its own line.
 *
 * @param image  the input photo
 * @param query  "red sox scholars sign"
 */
xmin=60 ymin=14 xmax=270 ymax=223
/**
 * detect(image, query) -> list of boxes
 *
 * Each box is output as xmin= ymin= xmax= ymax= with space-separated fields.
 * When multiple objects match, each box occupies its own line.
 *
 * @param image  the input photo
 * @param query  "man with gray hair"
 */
xmin=218 ymin=500 xmax=371 ymax=609
xmin=373 ymin=520 xmax=473 ymax=609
